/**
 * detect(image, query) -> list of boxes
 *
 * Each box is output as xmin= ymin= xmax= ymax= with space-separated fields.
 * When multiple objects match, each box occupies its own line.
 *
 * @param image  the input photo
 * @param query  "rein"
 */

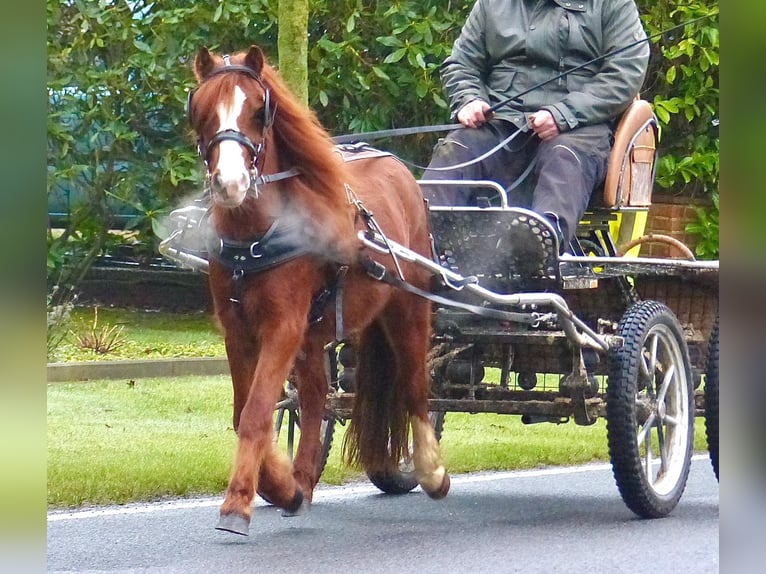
xmin=330 ymin=15 xmax=715 ymax=144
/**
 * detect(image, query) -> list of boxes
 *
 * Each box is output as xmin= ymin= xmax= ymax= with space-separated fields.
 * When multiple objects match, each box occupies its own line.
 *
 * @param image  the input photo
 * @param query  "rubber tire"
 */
xmin=367 ymin=411 xmax=446 ymax=495
xmin=606 ymin=300 xmax=694 ymax=518
xmin=704 ymin=315 xmax=719 ymax=481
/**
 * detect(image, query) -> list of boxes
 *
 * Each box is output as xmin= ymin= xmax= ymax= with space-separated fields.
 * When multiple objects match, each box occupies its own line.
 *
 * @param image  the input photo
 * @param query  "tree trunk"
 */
xmin=277 ymin=0 xmax=309 ymax=105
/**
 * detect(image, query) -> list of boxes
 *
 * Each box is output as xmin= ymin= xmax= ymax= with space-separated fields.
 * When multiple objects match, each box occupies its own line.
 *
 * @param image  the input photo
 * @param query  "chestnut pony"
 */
xmin=188 ymin=45 xmax=449 ymax=535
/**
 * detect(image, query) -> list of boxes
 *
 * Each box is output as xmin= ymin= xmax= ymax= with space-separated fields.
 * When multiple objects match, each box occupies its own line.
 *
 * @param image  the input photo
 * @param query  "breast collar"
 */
xmin=206 ymin=217 xmax=312 ymax=277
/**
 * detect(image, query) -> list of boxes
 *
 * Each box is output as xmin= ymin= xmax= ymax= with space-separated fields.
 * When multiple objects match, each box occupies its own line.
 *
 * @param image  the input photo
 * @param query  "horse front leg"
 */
xmin=223 ymin=333 xmax=257 ymax=433
xmin=254 ymin=441 xmax=306 ymax=513
xmin=217 ymin=332 xmax=305 ymax=535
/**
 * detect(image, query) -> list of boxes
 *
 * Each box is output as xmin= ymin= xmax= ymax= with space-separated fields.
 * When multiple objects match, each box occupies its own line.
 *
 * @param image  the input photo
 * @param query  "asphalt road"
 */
xmin=48 ymin=457 xmax=719 ymax=574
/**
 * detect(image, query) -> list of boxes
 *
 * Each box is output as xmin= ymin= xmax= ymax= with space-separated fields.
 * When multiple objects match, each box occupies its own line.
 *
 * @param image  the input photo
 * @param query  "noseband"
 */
xmin=202 ymin=128 xmax=262 ymax=172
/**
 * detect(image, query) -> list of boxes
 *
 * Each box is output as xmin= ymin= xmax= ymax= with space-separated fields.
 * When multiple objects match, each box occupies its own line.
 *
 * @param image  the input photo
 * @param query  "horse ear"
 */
xmin=245 ymin=45 xmax=265 ymax=76
xmin=194 ymin=47 xmax=215 ymax=82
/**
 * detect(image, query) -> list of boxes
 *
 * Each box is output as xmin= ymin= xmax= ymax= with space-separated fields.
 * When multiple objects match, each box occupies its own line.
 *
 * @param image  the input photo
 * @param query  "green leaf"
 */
xmin=383 ymin=48 xmax=407 ymax=64
xmin=376 ymin=35 xmax=403 ymax=48
xmin=665 ymin=65 xmax=676 ymax=84
xmin=432 ymin=93 xmax=448 ymax=109
xmin=133 ymin=40 xmax=151 ymax=53
xmin=371 ymin=66 xmax=390 ymax=80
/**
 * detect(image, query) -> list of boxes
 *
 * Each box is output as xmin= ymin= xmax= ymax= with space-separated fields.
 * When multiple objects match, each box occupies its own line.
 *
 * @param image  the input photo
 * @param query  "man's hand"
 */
xmin=457 ymin=99 xmax=492 ymax=128
xmin=529 ymin=110 xmax=560 ymax=141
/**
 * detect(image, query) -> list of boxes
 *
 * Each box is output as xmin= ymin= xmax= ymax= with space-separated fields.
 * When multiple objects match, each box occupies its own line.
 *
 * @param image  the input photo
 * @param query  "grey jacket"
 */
xmin=441 ymin=0 xmax=650 ymax=132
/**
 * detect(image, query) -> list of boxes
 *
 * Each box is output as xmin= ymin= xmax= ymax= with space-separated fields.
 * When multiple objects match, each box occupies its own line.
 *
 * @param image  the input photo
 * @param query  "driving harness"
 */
xmin=204 ymin=143 xmax=396 ymax=342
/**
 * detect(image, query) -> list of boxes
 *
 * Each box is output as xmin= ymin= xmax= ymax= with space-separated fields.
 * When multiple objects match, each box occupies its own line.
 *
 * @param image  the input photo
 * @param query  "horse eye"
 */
xmin=252 ymin=109 xmax=265 ymax=126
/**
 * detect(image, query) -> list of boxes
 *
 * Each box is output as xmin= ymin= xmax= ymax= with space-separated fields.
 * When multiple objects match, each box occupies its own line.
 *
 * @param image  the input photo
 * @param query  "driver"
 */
xmin=422 ymin=0 xmax=650 ymax=253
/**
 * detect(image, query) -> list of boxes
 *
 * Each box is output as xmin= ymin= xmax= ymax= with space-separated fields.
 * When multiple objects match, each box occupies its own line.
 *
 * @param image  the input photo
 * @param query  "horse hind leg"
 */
xmin=388 ymin=297 xmax=450 ymax=500
xmin=350 ymin=296 xmax=450 ymax=500
xmin=411 ymin=415 xmax=450 ymax=499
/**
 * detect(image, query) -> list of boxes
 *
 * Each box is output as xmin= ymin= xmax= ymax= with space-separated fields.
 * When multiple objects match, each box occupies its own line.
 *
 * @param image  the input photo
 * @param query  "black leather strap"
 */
xmin=332 ymin=123 xmax=461 ymax=144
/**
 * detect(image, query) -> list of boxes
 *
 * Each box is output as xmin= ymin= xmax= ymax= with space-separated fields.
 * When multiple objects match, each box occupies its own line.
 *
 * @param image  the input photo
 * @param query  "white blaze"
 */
xmin=214 ymin=85 xmax=251 ymax=203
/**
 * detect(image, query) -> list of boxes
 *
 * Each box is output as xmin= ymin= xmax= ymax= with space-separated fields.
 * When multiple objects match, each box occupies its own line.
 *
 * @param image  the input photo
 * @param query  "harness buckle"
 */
xmin=249 ymin=242 xmax=263 ymax=258
xmin=364 ymin=259 xmax=387 ymax=281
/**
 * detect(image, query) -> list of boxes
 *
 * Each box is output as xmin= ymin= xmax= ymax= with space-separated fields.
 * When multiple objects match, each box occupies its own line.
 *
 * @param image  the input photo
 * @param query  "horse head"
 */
xmin=190 ymin=46 xmax=273 ymax=208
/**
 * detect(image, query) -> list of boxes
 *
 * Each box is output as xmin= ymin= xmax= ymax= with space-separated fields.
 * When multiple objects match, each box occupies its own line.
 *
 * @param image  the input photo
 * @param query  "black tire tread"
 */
xmin=704 ymin=315 xmax=719 ymax=481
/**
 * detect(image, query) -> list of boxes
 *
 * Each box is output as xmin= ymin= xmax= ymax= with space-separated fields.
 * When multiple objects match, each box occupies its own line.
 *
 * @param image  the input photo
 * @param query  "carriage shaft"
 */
xmin=360 ymin=230 xmax=614 ymax=352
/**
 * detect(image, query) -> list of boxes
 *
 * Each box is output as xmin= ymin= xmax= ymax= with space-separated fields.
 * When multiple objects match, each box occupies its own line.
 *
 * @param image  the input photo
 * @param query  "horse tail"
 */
xmin=342 ymin=321 xmax=409 ymax=474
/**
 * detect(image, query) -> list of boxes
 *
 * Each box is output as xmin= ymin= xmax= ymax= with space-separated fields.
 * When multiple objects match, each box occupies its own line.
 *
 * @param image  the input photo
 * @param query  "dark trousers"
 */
xmin=422 ymin=120 xmax=613 ymax=244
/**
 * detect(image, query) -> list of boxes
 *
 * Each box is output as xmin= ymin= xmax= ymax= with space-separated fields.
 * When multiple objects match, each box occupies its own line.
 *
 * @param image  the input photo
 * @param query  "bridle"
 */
xmin=187 ymin=56 xmax=299 ymax=196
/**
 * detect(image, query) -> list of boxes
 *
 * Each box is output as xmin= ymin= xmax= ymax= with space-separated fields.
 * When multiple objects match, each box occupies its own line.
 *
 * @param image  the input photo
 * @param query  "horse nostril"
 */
xmin=211 ymin=173 xmax=227 ymax=198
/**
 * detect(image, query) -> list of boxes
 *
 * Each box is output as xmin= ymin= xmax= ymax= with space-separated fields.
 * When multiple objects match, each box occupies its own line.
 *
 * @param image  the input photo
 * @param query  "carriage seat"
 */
xmin=577 ymin=99 xmax=659 ymax=256
xmin=593 ymin=98 xmax=659 ymax=210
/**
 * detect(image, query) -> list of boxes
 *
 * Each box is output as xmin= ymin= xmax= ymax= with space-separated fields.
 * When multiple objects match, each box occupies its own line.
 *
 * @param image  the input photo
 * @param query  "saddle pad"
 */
xmin=429 ymin=206 xmax=560 ymax=289
xmin=334 ymin=142 xmax=393 ymax=163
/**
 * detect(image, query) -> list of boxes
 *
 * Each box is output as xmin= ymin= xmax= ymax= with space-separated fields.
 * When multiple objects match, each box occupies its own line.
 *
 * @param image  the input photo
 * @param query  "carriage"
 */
xmin=160 ymin=46 xmax=718 ymax=532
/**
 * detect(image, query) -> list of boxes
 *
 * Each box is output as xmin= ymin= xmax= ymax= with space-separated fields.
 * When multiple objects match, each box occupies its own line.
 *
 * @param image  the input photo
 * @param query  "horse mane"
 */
xmin=243 ymin=52 xmax=351 ymax=217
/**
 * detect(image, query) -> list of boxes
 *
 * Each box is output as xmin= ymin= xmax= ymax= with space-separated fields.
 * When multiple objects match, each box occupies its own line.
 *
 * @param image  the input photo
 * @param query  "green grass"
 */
xmin=47 ymin=376 xmax=235 ymax=506
xmin=47 ymin=307 xmax=713 ymax=508
xmin=50 ymin=307 xmax=225 ymax=363
xmin=47 ymin=374 xmax=711 ymax=508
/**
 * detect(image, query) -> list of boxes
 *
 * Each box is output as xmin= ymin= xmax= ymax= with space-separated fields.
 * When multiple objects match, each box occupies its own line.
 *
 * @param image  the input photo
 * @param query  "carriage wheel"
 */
xmin=367 ymin=411 xmax=446 ymax=495
xmin=606 ymin=300 xmax=694 ymax=518
xmin=272 ymin=381 xmax=335 ymax=483
xmin=704 ymin=315 xmax=719 ymax=481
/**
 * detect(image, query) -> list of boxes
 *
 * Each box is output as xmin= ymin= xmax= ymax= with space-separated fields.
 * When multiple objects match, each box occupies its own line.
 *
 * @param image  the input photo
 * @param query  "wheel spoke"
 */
xmin=644 ymin=436 xmax=654 ymax=485
xmin=637 ymin=413 xmax=656 ymax=447
xmin=656 ymin=363 xmax=675 ymax=405
xmin=663 ymin=414 xmax=680 ymax=427
xmin=286 ymin=409 xmax=297 ymax=458
xmin=656 ymin=420 xmax=668 ymax=475
xmin=640 ymin=337 xmax=660 ymax=398
xmin=647 ymin=333 xmax=659 ymax=374
xmin=273 ymin=408 xmax=285 ymax=437
xmin=639 ymin=349 xmax=652 ymax=380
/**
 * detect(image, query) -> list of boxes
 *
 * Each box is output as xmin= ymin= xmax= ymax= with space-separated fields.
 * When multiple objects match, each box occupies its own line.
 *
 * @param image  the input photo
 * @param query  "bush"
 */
xmin=47 ymin=0 xmax=719 ymax=290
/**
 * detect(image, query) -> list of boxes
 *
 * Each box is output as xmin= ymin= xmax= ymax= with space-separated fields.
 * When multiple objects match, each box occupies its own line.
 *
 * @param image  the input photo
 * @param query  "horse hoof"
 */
xmin=281 ymin=489 xmax=306 ymax=517
xmin=426 ymin=472 xmax=451 ymax=500
xmin=215 ymin=513 xmax=250 ymax=536
xmin=282 ymin=501 xmax=310 ymax=517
